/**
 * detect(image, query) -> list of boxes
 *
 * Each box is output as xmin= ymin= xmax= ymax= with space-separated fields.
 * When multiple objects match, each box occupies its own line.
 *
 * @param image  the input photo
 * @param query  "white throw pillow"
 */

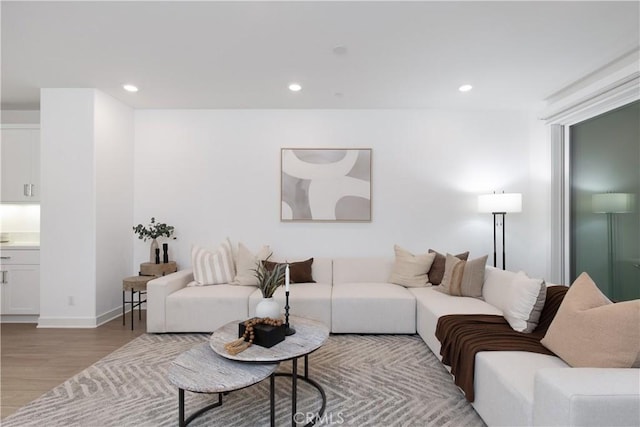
xmin=190 ymin=238 xmax=235 ymax=286
xmin=484 ymin=267 xmax=546 ymax=333
xmin=482 ymin=267 xmax=520 ymax=308
xmin=388 ymin=245 xmax=436 ymax=287
xmin=231 ymin=242 xmax=271 ymax=286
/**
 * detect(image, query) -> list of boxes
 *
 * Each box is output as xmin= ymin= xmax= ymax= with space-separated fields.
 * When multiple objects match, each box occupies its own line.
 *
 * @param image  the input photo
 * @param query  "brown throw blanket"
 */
xmin=435 ymin=286 xmax=568 ymax=402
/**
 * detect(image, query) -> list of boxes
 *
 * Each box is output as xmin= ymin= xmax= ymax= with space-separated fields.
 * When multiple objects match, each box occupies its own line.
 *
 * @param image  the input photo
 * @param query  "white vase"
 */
xmin=150 ymin=238 xmax=159 ymax=263
xmin=255 ymin=297 xmax=281 ymax=319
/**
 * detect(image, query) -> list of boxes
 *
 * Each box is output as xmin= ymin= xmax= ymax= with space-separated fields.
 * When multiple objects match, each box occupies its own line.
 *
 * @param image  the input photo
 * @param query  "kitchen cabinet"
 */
xmin=0 ymin=249 xmax=40 ymax=316
xmin=1 ymin=125 xmax=40 ymax=202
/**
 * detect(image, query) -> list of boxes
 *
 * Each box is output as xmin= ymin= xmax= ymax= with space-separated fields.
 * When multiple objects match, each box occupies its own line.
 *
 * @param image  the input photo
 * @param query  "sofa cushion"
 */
xmin=332 ymin=257 xmax=393 ymax=284
xmin=483 ymin=267 xmax=547 ymax=333
xmin=438 ymin=254 xmax=487 ymax=298
xmin=248 ymin=283 xmax=332 ymax=328
xmin=264 ymin=257 xmax=315 ymax=283
xmin=165 ymin=284 xmax=256 ymax=332
xmin=388 ymin=245 xmax=436 ymax=287
xmin=541 ymin=272 xmax=640 ymax=368
xmin=231 ymin=242 xmax=270 ymax=286
xmin=190 ymin=239 xmax=235 ymax=285
xmin=332 ymin=282 xmax=416 ymax=333
xmin=428 ymin=249 xmax=470 ymax=285
xmin=472 ymin=351 xmax=568 ymax=427
xmin=411 ymin=287 xmax=502 ymax=357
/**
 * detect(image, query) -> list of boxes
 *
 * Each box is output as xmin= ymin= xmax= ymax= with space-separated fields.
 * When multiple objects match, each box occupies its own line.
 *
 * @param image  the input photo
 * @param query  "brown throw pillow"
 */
xmin=263 ymin=258 xmax=315 ymax=283
xmin=541 ymin=272 xmax=640 ymax=368
xmin=428 ymin=250 xmax=469 ymax=285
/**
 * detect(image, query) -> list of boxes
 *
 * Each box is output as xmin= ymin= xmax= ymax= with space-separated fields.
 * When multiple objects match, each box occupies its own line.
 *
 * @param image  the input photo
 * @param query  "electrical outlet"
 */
xmin=68 ymin=296 xmax=74 ymax=306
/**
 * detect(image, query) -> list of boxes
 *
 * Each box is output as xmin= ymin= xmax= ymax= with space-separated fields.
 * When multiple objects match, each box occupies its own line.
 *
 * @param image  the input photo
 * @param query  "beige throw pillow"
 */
xmin=231 ymin=242 xmax=271 ymax=286
xmin=190 ymin=238 xmax=235 ymax=286
xmin=438 ymin=253 xmax=488 ymax=298
xmin=541 ymin=272 xmax=640 ymax=368
xmin=388 ymin=245 xmax=436 ymax=287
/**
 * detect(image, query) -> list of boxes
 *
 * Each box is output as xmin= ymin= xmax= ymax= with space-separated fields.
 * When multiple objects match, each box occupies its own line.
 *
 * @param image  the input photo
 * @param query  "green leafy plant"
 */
xmin=254 ymin=256 xmax=286 ymax=298
xmin=132 ymin=217 xmax=175 ymax=241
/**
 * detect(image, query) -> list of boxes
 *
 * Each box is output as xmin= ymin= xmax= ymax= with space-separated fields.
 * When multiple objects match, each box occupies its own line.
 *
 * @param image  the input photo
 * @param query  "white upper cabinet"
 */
xmin=1 ymin=126 xmax=40 ymax=203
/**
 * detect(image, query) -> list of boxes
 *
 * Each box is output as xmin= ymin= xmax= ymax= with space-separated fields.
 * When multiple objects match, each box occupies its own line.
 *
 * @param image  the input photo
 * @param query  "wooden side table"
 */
xmin=122 ymin=275 xmax=153 ymax=330
xmin=140 ymin=261 xmax=177 ymax=277
xmin=122 ymin=262 xmax=177 ymax=330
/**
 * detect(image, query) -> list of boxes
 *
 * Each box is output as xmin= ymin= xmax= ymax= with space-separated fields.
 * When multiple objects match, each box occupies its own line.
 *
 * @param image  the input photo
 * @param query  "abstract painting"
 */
xmin=281 ymin=148 xmax=372 ymax=221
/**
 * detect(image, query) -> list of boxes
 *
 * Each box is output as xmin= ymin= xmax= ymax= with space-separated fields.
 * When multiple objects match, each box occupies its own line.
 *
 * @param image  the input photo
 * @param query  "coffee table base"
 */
xmin=178 ymin=377 xmax=277 ymax=427
xmin=179 ymin=389 xmax=222 ymax=427
xmin=275 ymin=354 xmax=327 ymax=427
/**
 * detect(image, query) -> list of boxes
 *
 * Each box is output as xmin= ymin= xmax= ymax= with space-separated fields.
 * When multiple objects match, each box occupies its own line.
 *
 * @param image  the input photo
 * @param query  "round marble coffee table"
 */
xmin=210 ymin=316 xmax=329 ymax=426
xmin=167 ymin=343 xmax=279 ymax=426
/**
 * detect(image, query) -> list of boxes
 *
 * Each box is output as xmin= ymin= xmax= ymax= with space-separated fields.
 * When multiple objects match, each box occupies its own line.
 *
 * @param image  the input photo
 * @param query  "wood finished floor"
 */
xmin=1 ymin=312 xmax=147 ymax=419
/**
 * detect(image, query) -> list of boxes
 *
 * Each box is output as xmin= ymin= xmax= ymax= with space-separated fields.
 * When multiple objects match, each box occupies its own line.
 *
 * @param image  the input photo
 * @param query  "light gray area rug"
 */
xmin=3 ymin=333 xmax=485 ymax=427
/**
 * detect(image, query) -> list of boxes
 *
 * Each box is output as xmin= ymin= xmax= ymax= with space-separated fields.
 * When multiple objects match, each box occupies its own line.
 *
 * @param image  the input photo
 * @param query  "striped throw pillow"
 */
xmin=191 ymin=239 xmax=235 ymax=285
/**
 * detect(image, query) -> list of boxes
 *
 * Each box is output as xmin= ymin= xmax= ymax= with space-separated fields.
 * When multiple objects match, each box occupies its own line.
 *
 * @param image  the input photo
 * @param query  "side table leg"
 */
xmin=122 ymin=290 xmax=125 ymax=325
xmin=179 ymin=388 xmax=185 ymax=427
xmin=138 ymin=289 xmax=142 ymax=320
xmin=270 ymin=373 xmax=275 ymax=427
xmin=130 ymin=289 xmax=134 ymax=330
xmin=292 ymin=358 xmax=297 ymax=426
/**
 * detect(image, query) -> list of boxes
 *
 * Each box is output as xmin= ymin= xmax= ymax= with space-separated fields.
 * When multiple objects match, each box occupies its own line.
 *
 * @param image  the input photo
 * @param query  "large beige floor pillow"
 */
xmin=541 ymin=272 xmax=640 ymax=368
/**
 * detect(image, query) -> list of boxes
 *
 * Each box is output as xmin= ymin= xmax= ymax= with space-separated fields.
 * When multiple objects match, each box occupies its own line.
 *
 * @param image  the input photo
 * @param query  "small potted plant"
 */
xmin=253 ymin=257 xmax=286 ymax=318
xmin=133 ymin=217 xmax=175 ymax=262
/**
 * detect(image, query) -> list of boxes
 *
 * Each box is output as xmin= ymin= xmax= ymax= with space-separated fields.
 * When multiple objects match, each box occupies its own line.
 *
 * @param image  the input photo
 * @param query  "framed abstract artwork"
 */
xmin=281 ymin=148 xmax=372 ymax=222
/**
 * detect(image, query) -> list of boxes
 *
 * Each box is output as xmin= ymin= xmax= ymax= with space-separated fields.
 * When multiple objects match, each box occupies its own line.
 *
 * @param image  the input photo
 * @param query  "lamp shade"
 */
xmin=478 ymin=193 xmax=522 ymax=213
xmin=592 ymin=193 xmax=634 ymax=213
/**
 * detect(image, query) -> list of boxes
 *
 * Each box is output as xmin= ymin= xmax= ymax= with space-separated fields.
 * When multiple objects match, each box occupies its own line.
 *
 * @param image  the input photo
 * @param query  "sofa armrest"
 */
xmin=147 ymin=269 xmax=193 ymax=333
xmin=533 ymin=367 xmax=640 ymax=426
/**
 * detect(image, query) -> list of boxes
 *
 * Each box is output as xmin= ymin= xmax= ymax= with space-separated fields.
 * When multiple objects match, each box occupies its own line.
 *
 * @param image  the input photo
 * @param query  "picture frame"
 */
xmin=281 ymin=148 xmax=372 ymax=222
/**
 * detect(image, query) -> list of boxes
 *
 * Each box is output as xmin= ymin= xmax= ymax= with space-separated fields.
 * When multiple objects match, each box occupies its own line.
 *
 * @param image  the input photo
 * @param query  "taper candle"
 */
xmin=285 ymin=264 xmax=290 ymax=292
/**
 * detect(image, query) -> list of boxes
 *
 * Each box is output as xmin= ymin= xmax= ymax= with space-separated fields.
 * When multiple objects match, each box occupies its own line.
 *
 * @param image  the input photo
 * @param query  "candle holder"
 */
xmin=284 ymin=290 xmax=296 ymax=336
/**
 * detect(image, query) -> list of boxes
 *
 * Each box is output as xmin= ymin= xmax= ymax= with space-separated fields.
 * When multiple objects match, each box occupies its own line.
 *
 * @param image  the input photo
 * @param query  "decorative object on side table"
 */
xmin=155 ymin=248 xmax=160 ymax=264
xmin=163 ymin=243 xmax=169 ymax=263
xmin=284 ymin=263 xmax=296 ymax=335
xmin=253 ymin=256 xmax=286 ymax=319
xmin=132 ymin=217 xmax=176 ymax=262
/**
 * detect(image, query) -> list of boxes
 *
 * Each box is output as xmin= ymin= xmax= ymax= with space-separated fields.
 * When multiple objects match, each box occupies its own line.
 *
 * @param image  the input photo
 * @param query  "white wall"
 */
xmin=94 ymin=91 xmax=134 ymax=320
xmin=40 ymin=89 xmax=97 ymax=325
xmin=134 ymin=109 xmax=553 ymax=279
xmin=40 ymin=89 xmax=134 ymax=327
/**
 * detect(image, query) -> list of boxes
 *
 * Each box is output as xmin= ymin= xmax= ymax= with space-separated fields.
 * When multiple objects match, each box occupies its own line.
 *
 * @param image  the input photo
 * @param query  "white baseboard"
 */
xmin=96 ymin=306 xmax=132 ymax=327
xmin=37 ymin=316 xmax=100 ymax=328
xmin=37 ymin=306 xmax=145 ymax=329
xmin=1 ymin=314 xmax=39 ymax=323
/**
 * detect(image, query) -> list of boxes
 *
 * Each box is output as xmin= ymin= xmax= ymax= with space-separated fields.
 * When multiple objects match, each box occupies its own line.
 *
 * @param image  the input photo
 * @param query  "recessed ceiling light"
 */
xmin=332 ymin=46 xmax=348 ymax=55
xmin=123 ymin=84 xmax=139 ymax=92
xmin=288 ymin=83 xmax=302 ymax=92
xmin=458 ymin=84 xmax=473 ymax=92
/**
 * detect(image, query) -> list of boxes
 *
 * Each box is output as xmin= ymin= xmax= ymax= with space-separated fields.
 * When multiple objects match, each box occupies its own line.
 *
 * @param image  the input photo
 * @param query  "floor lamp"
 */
xmin=478 ymin=192 xmax=522 ymax=270
xmin=592 ymin=192 xmax=633 ymax=300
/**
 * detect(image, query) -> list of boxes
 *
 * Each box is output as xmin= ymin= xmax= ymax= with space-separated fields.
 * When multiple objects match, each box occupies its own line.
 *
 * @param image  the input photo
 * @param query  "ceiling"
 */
xmin=2 ymin=1 xmax=639 ymax=111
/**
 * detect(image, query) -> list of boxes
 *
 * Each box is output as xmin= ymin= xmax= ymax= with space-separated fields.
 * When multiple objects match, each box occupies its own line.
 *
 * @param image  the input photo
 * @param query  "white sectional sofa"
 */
xmin=147 ymin=256 xmax=640 ymax=427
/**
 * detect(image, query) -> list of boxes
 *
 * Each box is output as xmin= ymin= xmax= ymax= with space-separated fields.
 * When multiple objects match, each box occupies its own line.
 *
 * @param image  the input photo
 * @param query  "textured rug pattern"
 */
xmin=3 ymin=333 xmax=484 ymax=426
